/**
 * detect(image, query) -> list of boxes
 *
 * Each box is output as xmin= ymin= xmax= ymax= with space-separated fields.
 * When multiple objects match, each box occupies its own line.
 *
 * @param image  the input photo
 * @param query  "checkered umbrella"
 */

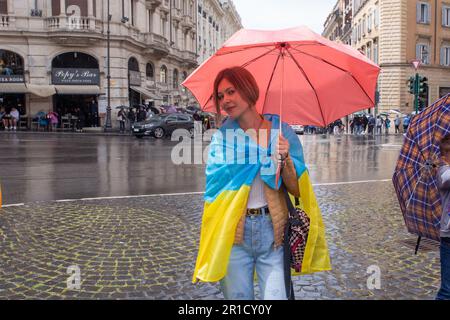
xmin=392 ymin=94 xmax=450 ymax=242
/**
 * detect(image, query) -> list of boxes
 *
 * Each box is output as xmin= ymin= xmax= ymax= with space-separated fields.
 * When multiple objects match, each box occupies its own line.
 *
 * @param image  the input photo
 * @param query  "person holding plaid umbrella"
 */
xmin=392 ymin=93 xmax=450 ymax=300
xmin=436 ymin=134 xmax=450 ymax=299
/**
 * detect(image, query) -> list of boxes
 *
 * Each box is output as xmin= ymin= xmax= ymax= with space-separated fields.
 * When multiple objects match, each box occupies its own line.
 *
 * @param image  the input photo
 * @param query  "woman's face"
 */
xmin=217 ymin=78 xmax=250 ymax=119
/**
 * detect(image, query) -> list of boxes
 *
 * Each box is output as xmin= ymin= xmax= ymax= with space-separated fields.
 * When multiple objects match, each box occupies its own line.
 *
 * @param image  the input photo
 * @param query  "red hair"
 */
xmin=213 ymin=67 xmax=259 ymax=117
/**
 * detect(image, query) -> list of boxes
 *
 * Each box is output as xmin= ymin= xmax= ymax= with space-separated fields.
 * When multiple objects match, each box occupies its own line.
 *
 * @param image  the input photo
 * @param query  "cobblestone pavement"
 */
xmin=0 ymin=180 xmax=441 ymax=300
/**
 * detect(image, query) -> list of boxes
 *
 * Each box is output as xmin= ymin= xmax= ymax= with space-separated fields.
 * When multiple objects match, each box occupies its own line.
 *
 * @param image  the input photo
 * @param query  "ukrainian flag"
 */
xmin=193 ymin=115 xmax=331 ymax=283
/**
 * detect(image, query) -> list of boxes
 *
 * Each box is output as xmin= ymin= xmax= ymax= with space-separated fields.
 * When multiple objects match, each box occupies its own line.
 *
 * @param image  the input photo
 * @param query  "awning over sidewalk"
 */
xmin=26 ymin=84 xmax=56 ymax=97
xmin=55 ymin=85 xmax=101 ymax=95
xmin=0 ymin=83 xmax=28 ymax=93
xmin=130 ymin=86 xmax=162 ymax=100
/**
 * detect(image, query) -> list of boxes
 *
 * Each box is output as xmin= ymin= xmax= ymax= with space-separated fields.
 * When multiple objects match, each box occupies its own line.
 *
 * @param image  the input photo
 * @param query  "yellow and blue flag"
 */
xmin=193 ymin=114 xmax=331 ymax=283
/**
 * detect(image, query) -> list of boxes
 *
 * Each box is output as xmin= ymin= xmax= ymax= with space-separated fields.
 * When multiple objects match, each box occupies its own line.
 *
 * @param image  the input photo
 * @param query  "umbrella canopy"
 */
xmin=182 ymin=26 xmax=380 ymax=127
xmin=392 ymin=94 xmax=450 ymax=241
xmin=115 ymin=105 xmax=130 ymax=109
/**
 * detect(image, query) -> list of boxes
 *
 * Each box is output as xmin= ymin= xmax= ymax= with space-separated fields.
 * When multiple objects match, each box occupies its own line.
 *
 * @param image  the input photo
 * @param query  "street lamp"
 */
xmin=104 ymin=0 xmax=112 ymax=131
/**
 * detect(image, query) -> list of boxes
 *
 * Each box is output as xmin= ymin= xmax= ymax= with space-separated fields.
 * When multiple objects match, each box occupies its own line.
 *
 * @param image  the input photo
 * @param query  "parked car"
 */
xmin=131 ymin=113 xmax=195 ymax=139
xmin=291 ymin=124 xmax=304 ymax=135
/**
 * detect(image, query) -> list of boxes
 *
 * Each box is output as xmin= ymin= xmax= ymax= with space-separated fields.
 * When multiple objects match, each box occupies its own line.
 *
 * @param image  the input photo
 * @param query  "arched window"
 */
xmin=182 ymin=71 xmax=188 ymax=81
xmin=0 ymin=49 xmax=24 ymax=75
xmin=128 ymin=57 xmax=139 ymax=72
xmin=146 ymin=63 xmax=154 ymax=79
xmin=52 ymin=52 xmax=98 ymax=68
xmin=160 ymin=65 xmax=167 ymax=84
xmin=173 ymin=69 xmax=179 ymax=89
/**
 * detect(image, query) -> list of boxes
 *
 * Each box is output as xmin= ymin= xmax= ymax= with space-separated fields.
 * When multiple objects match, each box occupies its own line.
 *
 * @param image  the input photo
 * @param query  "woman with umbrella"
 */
xmin=192 ymin=66 xmax=330 ymax=299
xmin=185 ymin=26 xmax=380 ymax=300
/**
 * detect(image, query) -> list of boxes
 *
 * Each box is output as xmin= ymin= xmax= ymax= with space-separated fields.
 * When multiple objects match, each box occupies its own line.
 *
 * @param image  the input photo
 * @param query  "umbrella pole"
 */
xmin=414 ymin=236 xmax=421 ymax=255
xmin=275 ymin=46 xmax=286 ymax=187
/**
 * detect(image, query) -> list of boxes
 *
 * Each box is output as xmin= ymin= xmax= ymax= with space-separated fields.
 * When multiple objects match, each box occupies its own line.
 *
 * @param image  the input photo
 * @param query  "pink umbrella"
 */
xmin=183 ymin=26 xmax=380 ymax=185
xmin=182 ymin=26 xmax=380 ymax=127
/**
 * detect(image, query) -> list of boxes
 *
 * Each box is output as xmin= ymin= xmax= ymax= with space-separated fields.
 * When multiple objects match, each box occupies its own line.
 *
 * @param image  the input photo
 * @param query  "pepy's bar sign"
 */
xmin=52 ymin=68 xmax=99 ymax=85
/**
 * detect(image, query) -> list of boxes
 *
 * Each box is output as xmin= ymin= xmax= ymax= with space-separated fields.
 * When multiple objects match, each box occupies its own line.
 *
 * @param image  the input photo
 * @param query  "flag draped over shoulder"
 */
xmin=192 ymin=114 xmax=331 ymax=283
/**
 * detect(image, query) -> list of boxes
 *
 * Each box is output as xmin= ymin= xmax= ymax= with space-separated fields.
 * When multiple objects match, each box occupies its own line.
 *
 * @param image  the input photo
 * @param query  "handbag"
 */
xmin=282 ymin=186 xmax=311 ymax=300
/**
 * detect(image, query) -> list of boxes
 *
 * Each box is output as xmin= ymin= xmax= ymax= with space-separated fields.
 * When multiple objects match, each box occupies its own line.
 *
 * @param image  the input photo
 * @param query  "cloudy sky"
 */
xmin=232 ymin=0 xmax=337 ymax=34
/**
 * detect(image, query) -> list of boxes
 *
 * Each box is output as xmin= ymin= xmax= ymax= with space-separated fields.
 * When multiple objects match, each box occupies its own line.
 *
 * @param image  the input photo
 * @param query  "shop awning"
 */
xmin=26 ymin=84 xmax=56 ymax=97
xmin=0 ymin=83 xmax=28 ymax=93
xmin=55 ymin=85 xmax=101 ymax=95
xmin=130 ymin=86 xmax=162 ymax=100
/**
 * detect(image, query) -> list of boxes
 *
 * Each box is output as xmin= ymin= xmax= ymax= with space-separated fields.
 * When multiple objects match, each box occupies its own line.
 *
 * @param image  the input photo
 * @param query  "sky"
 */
xmin=231 ymin=0 xmax=338 ymax=34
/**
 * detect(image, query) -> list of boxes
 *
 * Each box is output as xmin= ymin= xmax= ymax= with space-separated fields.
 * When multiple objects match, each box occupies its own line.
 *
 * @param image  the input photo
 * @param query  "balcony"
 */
xmin=144 ymin=32 xmax=170 ymax=57
xmin=45 ymin=16 xmax=102 ymax=44
xmin=0 ymin=15 xmax=10 ymax=28
xmin=181 ymin=51 xmax=198 ymax=68
xmin=45 ymin=16 xmax=99 ymax=31
xmin=146 ymin=0 xmax=162 ymax=10
xmin=181 ymin=15 xmax=195 ymax=30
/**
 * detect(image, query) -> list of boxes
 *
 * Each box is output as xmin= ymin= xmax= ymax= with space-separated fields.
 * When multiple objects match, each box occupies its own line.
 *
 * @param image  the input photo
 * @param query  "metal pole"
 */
xmin=105 ymin=0 xmax=112 ymax=131
xmin=414 ymin=73 xmax=419 ymax=114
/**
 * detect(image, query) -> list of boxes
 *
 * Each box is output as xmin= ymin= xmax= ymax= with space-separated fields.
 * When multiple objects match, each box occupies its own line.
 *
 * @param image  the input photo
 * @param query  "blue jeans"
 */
xmin=437 ymin=237 xmax=450 ymax=300
xmin=220 ymin=213 xmax=287 ymax=300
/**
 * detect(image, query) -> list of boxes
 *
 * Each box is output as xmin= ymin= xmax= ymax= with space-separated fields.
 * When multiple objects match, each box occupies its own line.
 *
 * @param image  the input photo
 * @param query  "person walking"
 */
xmin=403 ymin=115 xmax=411 ymax=133
xmin=394 ymin=115 xmax=401 ymax=134
xmin=362 ymin=115 xmax=368 ymax=135
xmin=436 ymin=135 xmax=450 ymax=300
xmin=117 ymin=108 xmax=126 ymax=133
xmin=333 ymin=119 xmax=343 ymax=135
xmin=384 ymin=117 xmax=391 ymax=135
xmin=193 ymin=66 xmax=330 ymax=300
xmin=376 ymin=116 xmax=383 ymax=135
xmin=368 ymin=115 xmax=376 ymax=135
xmin=47 ymin=110 xmax=59 ymax=131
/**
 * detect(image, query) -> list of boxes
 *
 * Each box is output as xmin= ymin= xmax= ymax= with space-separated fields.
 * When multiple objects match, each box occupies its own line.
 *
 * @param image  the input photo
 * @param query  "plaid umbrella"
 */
xmin=392 ymin=93 xmax=450 ymax=243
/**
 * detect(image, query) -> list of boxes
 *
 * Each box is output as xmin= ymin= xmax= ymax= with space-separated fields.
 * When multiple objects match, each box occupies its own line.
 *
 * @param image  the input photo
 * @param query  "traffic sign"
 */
xmin=412 ymin=60 xmax=421 ymax=70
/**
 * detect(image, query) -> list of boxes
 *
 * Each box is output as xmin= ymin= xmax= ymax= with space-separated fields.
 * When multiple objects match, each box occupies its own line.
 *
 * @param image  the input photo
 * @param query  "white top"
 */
xmin=247 ymin=172 xmax=268 ymax=209
xmin=10 ymin=110 xmax=19 ymax=119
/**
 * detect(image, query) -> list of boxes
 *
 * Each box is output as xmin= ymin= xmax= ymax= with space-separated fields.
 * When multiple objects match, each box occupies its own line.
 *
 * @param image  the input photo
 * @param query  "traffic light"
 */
xmin=418 ymin=76 xmax=428 ymax=97
xmin=408 ymin=76 xmax=416 ymax=94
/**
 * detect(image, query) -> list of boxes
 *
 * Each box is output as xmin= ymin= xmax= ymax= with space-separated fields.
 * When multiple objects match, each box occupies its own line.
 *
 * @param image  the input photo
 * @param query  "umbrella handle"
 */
xmin=414 ymin=236 xmax=421 ymax=255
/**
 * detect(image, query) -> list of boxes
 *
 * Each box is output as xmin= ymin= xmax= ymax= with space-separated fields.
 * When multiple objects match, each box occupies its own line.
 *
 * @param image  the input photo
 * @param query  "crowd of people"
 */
xmin=301 ymin=113 xmax=413 ymax=136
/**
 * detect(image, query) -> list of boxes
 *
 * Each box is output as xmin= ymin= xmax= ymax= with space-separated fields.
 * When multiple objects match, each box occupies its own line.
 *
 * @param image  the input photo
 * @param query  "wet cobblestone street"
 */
xmin=0 ymin=180 xmax=440 ymax=300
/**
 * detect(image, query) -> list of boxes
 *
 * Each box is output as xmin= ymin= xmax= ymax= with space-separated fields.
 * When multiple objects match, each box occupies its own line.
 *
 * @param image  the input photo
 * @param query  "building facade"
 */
xmin=0 ymin=0 xmax=198 ymax=128
xmin=379 ymin=0 xmax=450 ymax=113
xmin=322 ymin=0 xmax=353 ymax=45
xmin=323 ymin=0 xmax=450 ymax=115
xmin=322 ymin=0 xmax=343 ymax=43
xmin=196 ymin=0 xmax=241 ymax=64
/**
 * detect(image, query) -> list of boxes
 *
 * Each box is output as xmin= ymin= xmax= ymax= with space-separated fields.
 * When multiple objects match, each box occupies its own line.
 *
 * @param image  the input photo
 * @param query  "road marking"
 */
xmin=1 ymin=203 xmax=25 ymax=207
xmin=1 ymin=179 xmax=392 ymax=206
xmin=314 ymin=179 xmax=391 ymax=186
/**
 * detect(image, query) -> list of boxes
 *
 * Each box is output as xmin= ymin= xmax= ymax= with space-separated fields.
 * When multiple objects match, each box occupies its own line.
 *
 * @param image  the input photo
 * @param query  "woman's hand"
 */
xmin=277 ymin=135 xmax=290 ymax=161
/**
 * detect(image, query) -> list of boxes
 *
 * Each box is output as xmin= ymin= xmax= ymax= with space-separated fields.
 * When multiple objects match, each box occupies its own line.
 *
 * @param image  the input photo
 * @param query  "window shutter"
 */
xmin=417 ymin=3 xmax=421 ymax=23
xmin=416 ymin=44 xmax=421 ymax=60
xmin=427 ymin=4 xmax=431 ymax=24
